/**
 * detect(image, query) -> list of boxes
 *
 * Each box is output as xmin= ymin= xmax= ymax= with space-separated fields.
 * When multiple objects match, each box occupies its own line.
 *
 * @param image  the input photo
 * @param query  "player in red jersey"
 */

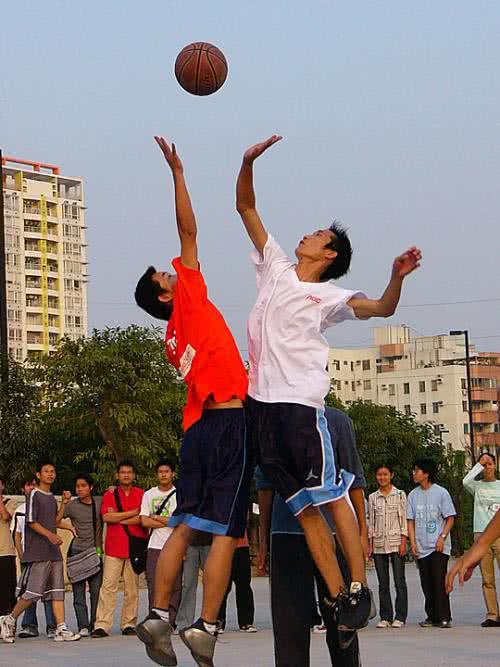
xmin=135 ymin=137 xmax=250 ymax=667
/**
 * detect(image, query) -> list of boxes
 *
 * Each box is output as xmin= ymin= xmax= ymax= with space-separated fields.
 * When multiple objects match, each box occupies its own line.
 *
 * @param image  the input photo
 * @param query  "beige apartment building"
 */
xmin=328 ymin=326 xmax=500 ymax=457
xmin=2 ymin=156 xmax=88 ymax=362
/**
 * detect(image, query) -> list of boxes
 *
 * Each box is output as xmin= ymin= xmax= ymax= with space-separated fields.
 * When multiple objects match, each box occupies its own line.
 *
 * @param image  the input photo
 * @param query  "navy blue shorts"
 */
xmin=247 ymin=397 xmax=353 ymax=516
xmin=169 ymin=408 xmax=251 ymax=538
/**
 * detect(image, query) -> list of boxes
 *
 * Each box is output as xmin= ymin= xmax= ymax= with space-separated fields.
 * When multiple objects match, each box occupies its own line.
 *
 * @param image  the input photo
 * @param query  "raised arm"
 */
xmin=155 ymin=136 xmax=197 ymax=269
xmin=236 ymin=135 xmax=282 ymax=254
xmin=348 ymin=247 xmax=422 ymax=319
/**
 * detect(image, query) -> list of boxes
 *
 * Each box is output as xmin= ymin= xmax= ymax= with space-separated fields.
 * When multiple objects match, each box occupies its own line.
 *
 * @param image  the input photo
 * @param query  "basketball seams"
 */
xmin=194 ymin=47 xmax=203 ymax=96
xmin=175 ymin=42 xmax=227 ymax=96
xmin=206 ymin=52 xmax=226 ymax=89
xmin=175 ymin=51 xmax=196 ymax=80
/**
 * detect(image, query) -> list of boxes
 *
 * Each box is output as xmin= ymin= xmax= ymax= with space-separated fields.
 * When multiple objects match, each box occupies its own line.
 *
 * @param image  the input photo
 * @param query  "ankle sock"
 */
xmin=152 ymin=608 xmax=170 ymax=623
xmin=56 ymin=623 xmax=66 ymax=631
xmin=201 ymin=618 xmax=217 ymax=636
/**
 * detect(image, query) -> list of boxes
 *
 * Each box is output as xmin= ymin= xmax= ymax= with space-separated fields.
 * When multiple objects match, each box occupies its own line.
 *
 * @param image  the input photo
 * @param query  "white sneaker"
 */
xmin=79 ymin=628 xmax=90 ymax=637
xmin=392 ymin=620 xmax=405 ymax=628
xmin=376 ymin=620 xmax=392 ymax=628
xmin=239 ymin=625 xmax=258 ymax=633
xmin=54 ymin=627 xmax=81 ymax=642
xmin=312 ymin=624 xmax=327 ymax=634
xmin=0 ymin=615 xmax=16 ymax=644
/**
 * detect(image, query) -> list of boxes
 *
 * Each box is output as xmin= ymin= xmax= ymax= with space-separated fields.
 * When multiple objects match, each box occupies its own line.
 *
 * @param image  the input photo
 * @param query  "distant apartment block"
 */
xmin=2 ymin=156 xmax=88 ymax=362
xmin=328 ymin=326 xmax=500 ymax=456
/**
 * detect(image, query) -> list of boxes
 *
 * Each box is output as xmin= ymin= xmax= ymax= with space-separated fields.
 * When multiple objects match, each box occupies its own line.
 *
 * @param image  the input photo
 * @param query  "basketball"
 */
xmin=174 ymin=42 xmax=228 ymax=96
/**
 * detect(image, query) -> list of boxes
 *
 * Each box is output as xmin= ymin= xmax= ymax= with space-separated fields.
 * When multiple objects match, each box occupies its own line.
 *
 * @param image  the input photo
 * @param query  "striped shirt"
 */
xmin=368 ymin=487 xmax=408 ymax=554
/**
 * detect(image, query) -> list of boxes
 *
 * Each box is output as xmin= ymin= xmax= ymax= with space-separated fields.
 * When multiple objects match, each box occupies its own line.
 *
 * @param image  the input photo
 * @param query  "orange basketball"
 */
xmin=174 ymin=42 xmax=228 ymax=96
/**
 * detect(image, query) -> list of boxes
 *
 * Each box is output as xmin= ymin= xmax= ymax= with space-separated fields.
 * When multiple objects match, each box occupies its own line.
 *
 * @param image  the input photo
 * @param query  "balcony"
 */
xmin=471 ymin=388 xmax=498 ymax=401
xmin=472 ymin=410 xmax=499 ymax=424
xmin=379 ymin=344 xmax=405 ymax=358
xmin=472 ymin=366 xmax=500 ymax=380
xmin=475 ymin=433 xmax=500 ymax=447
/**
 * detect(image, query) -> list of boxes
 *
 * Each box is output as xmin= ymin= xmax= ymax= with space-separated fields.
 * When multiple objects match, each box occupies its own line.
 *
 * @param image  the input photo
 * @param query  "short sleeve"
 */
xmin=101 ymin=491 xmax=116 ymax=515
xmin=440 ymin=489 xmax=457 ymax=518
xmin=322 ymin=288 xmax=367 ymax=329
xmin=140 ymin=491 xmax=150 ymax=517
xmin=14 ymin=513 xmax=24 ymax=534
xmin=250 ymin=235 xmax=292 ymax=287
xmin=172 ymin=257 xmax=208 ymax=308
xmin=406 ymin=492 xmax=416 ymax=520
xmin=5 ymin=498 xmax=17 ymax=518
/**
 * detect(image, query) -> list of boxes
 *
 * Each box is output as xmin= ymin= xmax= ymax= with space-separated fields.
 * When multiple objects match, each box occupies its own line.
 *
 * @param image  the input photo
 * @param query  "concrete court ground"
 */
xmin=1 ymin=564 xmax=499 ymax=667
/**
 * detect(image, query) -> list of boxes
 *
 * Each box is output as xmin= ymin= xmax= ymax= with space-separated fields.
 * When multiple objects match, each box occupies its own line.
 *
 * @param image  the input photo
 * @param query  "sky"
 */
xmin=2 ymin=0 xmax=499 ymax=358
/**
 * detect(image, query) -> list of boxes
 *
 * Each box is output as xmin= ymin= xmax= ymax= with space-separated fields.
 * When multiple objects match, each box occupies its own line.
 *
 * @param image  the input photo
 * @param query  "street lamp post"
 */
xmin=450 ymin=330 xmax=475 ymax=460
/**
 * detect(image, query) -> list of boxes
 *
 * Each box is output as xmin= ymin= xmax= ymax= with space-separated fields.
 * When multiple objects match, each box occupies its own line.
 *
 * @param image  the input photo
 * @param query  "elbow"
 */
xmin=381 ymin=305 xmax=396 ymax=318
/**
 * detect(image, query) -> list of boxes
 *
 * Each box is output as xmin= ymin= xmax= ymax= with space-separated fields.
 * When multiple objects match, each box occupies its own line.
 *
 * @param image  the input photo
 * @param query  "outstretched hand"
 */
xmin=155 ymin=136 xmax=183 ymax=174
xmin=243 ymin=135 xmax=282 ymax=165
xmin=446 ymin=545 xmax=484 ymax=593
xmin=392 ymin=247 xmax=422 ymax=279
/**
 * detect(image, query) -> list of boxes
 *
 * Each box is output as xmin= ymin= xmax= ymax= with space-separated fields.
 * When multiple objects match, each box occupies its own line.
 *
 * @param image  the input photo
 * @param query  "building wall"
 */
xmin=2 ymin=157 xmax=88 ymax=362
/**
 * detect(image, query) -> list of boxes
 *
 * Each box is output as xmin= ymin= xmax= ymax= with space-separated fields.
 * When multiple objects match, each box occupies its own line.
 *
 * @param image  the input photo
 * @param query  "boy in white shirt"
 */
xmin=236 ymin=135 xmax=421 ymax=631
xmin=140 ymin=460 xmax=180 ymax=626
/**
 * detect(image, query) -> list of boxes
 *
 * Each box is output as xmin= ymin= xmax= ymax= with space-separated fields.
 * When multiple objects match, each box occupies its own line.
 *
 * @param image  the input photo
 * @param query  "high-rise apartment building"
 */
xmin=2 ymin=156 xmax=88 ymax=362
xmin=328 ymin=326 xmax=500 ymax=457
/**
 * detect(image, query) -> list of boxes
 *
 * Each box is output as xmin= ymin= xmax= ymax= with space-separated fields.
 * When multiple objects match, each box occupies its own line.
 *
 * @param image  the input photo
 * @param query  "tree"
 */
xmin=33 ymin=326 xmax=186 ymax=490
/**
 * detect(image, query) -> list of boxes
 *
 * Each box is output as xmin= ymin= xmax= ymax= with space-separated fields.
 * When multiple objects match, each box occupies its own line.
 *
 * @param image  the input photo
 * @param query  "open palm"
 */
xmin=155 ymin=136 xmax=183 ymax=173
xmin=392 ymin=247 xmax=422 ymax=279
xmin=243 ymin=135 xmax=282 ymax=164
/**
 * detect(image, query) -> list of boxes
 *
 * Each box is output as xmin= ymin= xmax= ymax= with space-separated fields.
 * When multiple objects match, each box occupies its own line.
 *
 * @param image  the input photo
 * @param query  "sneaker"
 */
xmin=392 ymin=620 xmax=405 ymax=629
xmin=136 ymin=612 xmax=177 ymax=667
xmin=18 ymin=626 xmax=39 ymax=638
xmin=240 ymin=625 xmax=258 ymax=633
xmin=419 ymin=618 xmax=434 ymax=628
xmin=336 ymin=583 xmax=372 ymax=632
xmin=90 ymin=628 xmax=109 ymax=638
xmin=376 ymin=620 xmax=392 ymax=628
xmin=481 ymin=619 xmax=500 ymax=627
xmin=79 ymin=628 xmax=90 ymax=637
xmin=180 ymin=618 xmax=217 ymax=667
xmin=435 ymin=620 xmax=453 ymax=629
xmin=54 ymin=627 xmax=80 ymax=642
xmin=122 ymin=626 xmax=137 ymax=636
xmin=0 ymin=615 xmax=16 ymax=644
xmin=47 ymin=626 xmax=57 ymax=639
xmin=312 ymin=624 xmax=327 ymax=634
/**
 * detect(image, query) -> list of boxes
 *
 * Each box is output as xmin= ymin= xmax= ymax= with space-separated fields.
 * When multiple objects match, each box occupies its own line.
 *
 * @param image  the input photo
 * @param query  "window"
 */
xmin=464 ymin=423 xmax=469 ymax=434
xmin=343 ymin=361 xmax=348 ymax=365
xmin=433 ymin=402 xmax=439 ymax=414
xmin=420 ymin=404 xmax=427 ymax=415
xmin=351 ymin=381 xmax=356 ymax=392
xmin=462 ymin=400 xmax=468 ymax=412
xmin=389 ymin=384 xmax=395 ymax=396
xmin=362 ymin=359 xmax=371 ymax=371
xmin=363 ymin=380 xmax=372 ymax=390
xmin=461 ymin=378 xmax=467 ymax=390
xmin=404 ymin=405 xmax=411 ymax=416
xmin=431 ymin=380 xmax=438 ymax=392
xmin=403 ymin=383 xmax=410 ymax=395
xmin=350 ymin=362 xmax=354 ymax=371
xmin=419 ymin=381 xmax=426 ymax=392
xmin=434 ymin=425 xmax=442 ymax=436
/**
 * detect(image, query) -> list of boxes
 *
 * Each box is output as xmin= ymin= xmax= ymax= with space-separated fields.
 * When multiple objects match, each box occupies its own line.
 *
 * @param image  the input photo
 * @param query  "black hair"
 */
xmin=375 ymin=463 xmax=394 ymax=474
xmin=320 ymin=221 xmax=353 ymax=281
xmin=155 ymin=458 xmax=175 ymax=473
xmin=413 ymin=457 xmax=438 ymax=483
xmin=36 ymin=459 xmax=56 ymax=473
xmin=21 ymin=473 xmax=36 ymax=488
xmin=135 ymin=266 xmax=173 ymax=321
xmin=480 ymin=451 xmax=496 ymax=464
xmin=116 ymin=459 xmax=136 ymax=473
xmin=74 ymin=473 xmax=94 ymax=489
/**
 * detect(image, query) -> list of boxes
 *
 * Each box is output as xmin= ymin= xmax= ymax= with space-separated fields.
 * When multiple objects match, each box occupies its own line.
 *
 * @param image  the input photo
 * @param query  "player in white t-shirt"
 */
xmin=236 ymin=135 xmax=422 ymax=632
xmin=140 ymin=459 xmax=180 ymax=625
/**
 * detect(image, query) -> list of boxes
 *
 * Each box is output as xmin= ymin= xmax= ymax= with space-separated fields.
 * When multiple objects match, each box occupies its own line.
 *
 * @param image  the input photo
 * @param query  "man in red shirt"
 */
xmin=91 ymin=460 xmax=147 ymax=638
xmin=134 ymin=137 xmax=250 ymax=667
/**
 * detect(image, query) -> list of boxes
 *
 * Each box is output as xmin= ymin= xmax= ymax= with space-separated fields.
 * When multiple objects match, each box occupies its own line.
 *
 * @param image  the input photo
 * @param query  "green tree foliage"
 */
xmin=32 ymin=326 xmax=185 ymax=490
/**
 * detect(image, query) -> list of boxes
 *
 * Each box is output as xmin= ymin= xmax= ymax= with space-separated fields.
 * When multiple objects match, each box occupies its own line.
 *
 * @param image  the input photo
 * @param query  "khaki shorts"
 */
xmin=17 ymin=561 xmax=65 ymax=602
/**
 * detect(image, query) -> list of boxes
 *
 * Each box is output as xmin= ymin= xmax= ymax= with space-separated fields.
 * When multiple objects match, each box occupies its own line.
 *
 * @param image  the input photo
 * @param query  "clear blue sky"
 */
xmin=3 ymin=0 xmax=499 ymax=355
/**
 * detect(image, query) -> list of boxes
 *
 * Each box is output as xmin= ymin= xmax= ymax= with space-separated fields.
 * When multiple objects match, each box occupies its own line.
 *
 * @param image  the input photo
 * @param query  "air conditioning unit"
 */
xmin=381 ymin=385 xmax=387 ymax=390
xmin=437 ymin=378 xmax=443 ymax=384
xmin=438 ymin=401 xmax=444 ymax=406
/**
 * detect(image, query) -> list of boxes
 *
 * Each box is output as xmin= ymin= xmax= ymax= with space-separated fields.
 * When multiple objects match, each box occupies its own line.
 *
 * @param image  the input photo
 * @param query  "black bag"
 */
xmin=114 ymin=488 xmax=148 ymax=575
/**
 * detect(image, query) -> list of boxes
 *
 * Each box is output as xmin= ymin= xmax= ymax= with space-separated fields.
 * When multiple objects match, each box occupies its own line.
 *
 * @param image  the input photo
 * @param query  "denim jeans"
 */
xmin=22 ymin=599 xmax=56 ymax=631
xmin=373 ymin=552 xmax=408 ymax=623
xmin=72 ymin=568 xmax=103 ymax=631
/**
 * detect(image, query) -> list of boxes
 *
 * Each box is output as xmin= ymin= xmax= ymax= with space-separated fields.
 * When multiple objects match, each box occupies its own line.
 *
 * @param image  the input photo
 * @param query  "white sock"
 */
xmin=153 ymin=608 xmax=170 ymax=623
xmin=202 ymin=620 xmax=217 ymax=636
xmin=57 ymin=623 xmax=67 ymax=631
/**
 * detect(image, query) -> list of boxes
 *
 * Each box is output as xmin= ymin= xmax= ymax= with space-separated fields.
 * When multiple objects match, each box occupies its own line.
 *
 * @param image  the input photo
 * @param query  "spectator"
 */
xmin=0 ymin=459 xmax=80 ymax=644
xmin=0 ymin=473 xmax=17 ymax=617
xmin=140 ymin=460 xmax=179 ymax=622
xmin=407 ymin=458 xmax=456 ymax=629
xmin=62 ymin=473 xmax=103 ymax=636
xmin=218 ymin=528 xmax=257 ymax=633
xmin=92 ymin=460 xmax=146 ymax=638
xmin=368 ymin=464 xmax=408 ymax=628
xmin=175 ymin=531 xmax=212 ymax=632
xmin=462 ymin=452 xmax=500 ymax=627
xmin=11 ymin=474 xmax=57 ymax=638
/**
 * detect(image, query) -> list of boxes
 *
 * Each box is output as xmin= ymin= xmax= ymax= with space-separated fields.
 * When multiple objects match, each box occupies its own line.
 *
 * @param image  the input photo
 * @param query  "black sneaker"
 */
xmin=180 ymin=618 xmax=217 ymax=667
xmin=136 ymin=612 xmax=177 ymax=667
xmin=336 ymin=583 xmax=372 ymax=632
xmin=435 ymin=620 xmax=453 ymax=629
xmin=122 ymin=626 xmax=137 ymax=636
xmin=18 ymin=626 xmax=39 ymax=638
xmin=90 ymin=628 xmax=109 ymax=638
xmin=418 ymin=618 xmax=434 ymax=628
xmin=481 ymin=619 xmax=500 ymax=627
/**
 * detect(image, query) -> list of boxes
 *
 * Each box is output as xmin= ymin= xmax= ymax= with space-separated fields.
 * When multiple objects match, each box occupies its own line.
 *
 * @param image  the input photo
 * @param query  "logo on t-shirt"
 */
xmin=179 ymin=344 xmax=196 ymax=378
xmin=306 ymin=295 xmax=322 ymax=304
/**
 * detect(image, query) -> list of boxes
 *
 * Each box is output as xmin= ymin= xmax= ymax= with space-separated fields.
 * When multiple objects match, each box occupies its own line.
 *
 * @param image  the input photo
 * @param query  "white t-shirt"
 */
xmin=11 ymin=502 xmax=26 ymax=551
xmin=140 ymin=486 xmax=177 ymax=550
xmin=248 ymin=235 xmax=364 ymax=407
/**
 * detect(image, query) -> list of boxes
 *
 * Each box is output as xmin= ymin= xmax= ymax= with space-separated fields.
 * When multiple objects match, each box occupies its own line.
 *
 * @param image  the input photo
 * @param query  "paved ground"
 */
xmin=2 ymin=564 xmax=499 ymax=666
